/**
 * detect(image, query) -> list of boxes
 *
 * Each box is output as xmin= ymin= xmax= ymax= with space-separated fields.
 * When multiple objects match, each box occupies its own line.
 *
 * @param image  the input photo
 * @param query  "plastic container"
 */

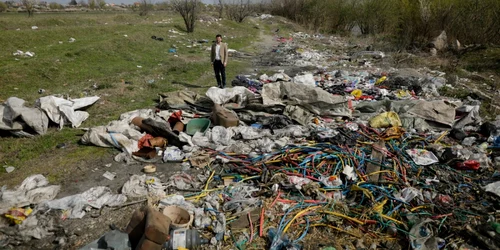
xmin=162 ymin=206 xmax=193 ymax=229
xmin=186 ymin=118 xmax=211 ymax=136
xmin=143 ymin=164 xmax=156 ymax=173
xmin=163 ymin=229 xmax=208 ymax=250
xmin=173 ymin=121 xmax=185 ymax=135
xmin=211 ymin=104 xmax=239 ymax=128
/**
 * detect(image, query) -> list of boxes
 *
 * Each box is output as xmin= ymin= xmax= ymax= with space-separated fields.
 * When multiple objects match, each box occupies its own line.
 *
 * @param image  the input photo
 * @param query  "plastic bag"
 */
xmin=163 ymin=146 xmax=185 ymax=162
xmin=342 ymin=165 xmax=358 ymax=181
xmin=370 ymin=111 xmax=402 ymax=128
xmin=406 ymin=149 xmax=439 ymax=166
xmin=211 ymin=126 xmax=234 ymax=145
xmin=288 ymin=176 xmax=311 ymax=190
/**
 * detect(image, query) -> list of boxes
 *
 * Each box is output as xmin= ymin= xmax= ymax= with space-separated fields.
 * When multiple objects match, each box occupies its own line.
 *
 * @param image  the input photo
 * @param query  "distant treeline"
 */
xmin=267 ymin=0 xmax=500 ymax=48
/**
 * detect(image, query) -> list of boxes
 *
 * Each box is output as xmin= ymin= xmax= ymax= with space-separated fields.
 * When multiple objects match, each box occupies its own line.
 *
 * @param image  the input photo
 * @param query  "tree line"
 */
xmin=4 ymin=0 xmax=498 ymax=48
xmin=267 ymin=0 xmax=500 ymax=48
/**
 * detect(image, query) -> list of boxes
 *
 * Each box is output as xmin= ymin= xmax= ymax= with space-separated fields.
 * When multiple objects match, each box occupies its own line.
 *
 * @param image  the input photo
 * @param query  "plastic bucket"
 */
xmin=186 ymin=118 xmax=211 ymax=136
xmin=162 ymin=206 xmax=193 ymax=229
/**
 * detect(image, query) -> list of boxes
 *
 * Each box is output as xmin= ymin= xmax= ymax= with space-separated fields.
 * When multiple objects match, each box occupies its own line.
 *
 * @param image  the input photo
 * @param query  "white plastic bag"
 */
xmin=163 ymin=146 xmax=185 ymax=162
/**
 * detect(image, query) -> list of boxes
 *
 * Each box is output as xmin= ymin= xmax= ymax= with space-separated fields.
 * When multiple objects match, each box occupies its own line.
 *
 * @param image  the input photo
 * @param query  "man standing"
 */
xmin=211 ymin=34 xmax=228 ymax=88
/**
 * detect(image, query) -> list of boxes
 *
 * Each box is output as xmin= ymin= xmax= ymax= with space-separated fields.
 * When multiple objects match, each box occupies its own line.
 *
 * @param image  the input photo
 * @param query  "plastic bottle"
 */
xmin=163 ymin=229 xmax=208 ymax=250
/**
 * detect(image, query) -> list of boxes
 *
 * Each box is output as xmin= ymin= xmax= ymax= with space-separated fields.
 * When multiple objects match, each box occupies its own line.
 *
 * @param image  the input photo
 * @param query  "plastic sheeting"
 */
xmin=205 ymin=86 xmax=255 ymax=106
xmin=80 ymin=120 xmax=142 ymax=155
xmin=0 ymin=95 xmax=99 ymax=136
xmin=158 ymin=90 xmax=214 ymax=110
xmin=43 ymin=186 xmax=126 ymax=219
xmin=2 ymin=97 xmax=49 ymax=135
xmin=292 ymin=74 xmax=316 ymax=87
xmin=355 ymin=99 xmax=457 ymax=129
xmin=268 ymin=72 xmax=291 ymax=82
xmin=211 ymin=126 xmax=235 ymax=145
xmin=261 ymin=82 xmax=351 ymax=117
xmin=0 ymin=174 xmax=60 ymax=215
xmin=121 ymin=174 xmax=165 ymax=198
xmin=409 ymin=219 xmax=444 ymax=250
xmin=36 ymin=96 xmax=99 ymax=128
xmin=484 ymin=181 xmax=500 ymax=197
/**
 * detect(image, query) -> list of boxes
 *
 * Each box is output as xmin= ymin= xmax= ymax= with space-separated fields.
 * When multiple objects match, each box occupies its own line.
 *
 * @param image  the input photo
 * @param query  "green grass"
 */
xmin=0 ymin=11 xmax=260 ymax=186
xmin=460 ymin=47 xmax=500 ymax=74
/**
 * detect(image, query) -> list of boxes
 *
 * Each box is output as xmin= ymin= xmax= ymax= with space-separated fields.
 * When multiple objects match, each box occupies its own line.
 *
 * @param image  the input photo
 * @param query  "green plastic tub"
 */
xmin=186 ymin=118 xmax=211 ymax=135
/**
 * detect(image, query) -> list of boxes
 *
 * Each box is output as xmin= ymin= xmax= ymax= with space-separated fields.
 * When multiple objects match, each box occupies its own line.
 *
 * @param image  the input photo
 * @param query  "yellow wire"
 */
xmin=434 ymin=131 xmax=448 ymax=144
xmin=320 ymin=211 xmax=365 ymax=225
xmin=238 ymin=176 xmax=260 ymax=182
xmin=186 ymin=193 xmax=207 ymax=200
xmin=379 ymin=214 xmax=404 ymax=225
xmin=283 ymin=206 xmax=321 ymax=233
xmin=194 ymin=170 xmax=216 ymax=202
xmin=204 ymin=171 xmax=215 ymax=190
xmin=365 ymin=170 xmax=397 ymax=176
xmin=226 ymin=216 xmax=237 ymax=221
xmin=373 ymin=198 xmax=387 ymax=214
xmin=410 ymin=206 xmax=427 ymax=212
xmin=202 ymin=187 xmax=223 ymax=192
xmin=351 ymin=185 xmax=374 ymax=201
xmin=310 ymin=224 xmax=361 ymax=238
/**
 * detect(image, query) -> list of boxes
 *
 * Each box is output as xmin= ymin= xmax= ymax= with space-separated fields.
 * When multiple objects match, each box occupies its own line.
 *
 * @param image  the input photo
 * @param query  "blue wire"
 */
xmin=294 ymin=217 xmax=310 ymax=243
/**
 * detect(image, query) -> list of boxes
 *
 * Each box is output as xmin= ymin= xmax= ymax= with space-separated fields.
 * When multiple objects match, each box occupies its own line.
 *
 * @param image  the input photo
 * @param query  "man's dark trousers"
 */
xmin=213 ymin=59 xmax=226 ymax=88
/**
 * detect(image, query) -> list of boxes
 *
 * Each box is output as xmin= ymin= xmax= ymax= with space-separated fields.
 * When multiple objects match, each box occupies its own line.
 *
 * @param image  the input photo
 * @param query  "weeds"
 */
xmin=269 ymin=0 xmax=500 ymax=48
xmin=0 ymin=11 xmax=257 ymax=185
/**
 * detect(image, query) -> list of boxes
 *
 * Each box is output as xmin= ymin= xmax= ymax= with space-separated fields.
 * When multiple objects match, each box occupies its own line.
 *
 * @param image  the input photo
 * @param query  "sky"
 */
xmin=49 ymin=0 xmax=243 ymax=5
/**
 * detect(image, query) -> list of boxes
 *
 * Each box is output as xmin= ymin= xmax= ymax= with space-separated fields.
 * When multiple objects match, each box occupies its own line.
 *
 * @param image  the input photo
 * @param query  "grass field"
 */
xmin=0 ymin=11 xmax=265 ymax=185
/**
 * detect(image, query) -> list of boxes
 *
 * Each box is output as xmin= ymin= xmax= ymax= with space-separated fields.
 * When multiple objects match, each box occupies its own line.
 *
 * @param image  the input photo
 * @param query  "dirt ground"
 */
xmin=0 ymin=25 xmax=284 ymax=250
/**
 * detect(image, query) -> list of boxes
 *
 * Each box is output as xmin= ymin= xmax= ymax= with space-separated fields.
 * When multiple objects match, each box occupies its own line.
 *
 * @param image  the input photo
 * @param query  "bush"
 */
xmin=224 ymin=0 xmax=253 ymax=23
xmin=48 ymin=2 xmax=63 ymax=9
xmin=0 ymin=1 xmax=8 ymax=12
xmin=269 ymin=0 xmax=500 ymax=48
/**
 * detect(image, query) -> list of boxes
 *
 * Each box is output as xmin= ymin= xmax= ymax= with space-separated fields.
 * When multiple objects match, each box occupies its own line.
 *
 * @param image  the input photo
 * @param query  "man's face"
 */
xmin=216 ymin=36 xmax=222 ymax=43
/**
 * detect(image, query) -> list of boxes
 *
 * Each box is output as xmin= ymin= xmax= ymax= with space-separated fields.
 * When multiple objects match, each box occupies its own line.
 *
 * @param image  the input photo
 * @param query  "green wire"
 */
xmin=438 ymin=216 xmax=447 ymax=232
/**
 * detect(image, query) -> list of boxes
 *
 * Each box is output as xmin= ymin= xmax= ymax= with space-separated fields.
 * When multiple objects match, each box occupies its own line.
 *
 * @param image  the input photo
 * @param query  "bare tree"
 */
xmin=20 ymin=0 xmax=37 ymax=17
xmin=139 ymin=0 xmax=152 ymax=16
xmin=88 ymin=0 xmax=96 ymax=9
xmin=224 ymin=0 xmax=253 ymax=23
xmin=171 ymin=0 xmax=199 ymax=33
xmin=215 ymin=0 xmax=223 ymax=19
xmin=98 ymin=0 xmax=106 ymax=9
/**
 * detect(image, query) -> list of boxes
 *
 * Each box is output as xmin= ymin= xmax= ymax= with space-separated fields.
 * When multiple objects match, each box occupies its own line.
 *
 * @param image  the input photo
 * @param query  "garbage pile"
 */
xmin=23 ymin=77 xmax=499 ymax=249
xmin=2 ymin=34 xmax=500 ymax=250
xmin=3 ymin=78 xmax=499 ymax=249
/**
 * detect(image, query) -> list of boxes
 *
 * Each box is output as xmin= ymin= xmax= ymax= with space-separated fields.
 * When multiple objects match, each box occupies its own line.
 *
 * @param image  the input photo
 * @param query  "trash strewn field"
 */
xmin=1 ymin=12 xmax=500 ymax=250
